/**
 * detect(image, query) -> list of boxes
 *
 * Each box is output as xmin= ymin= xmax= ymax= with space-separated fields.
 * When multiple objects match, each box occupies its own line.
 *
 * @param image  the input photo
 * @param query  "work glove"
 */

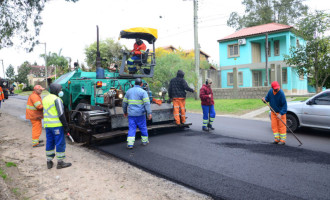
xmin=131 ymin=51 xmax=135 ymax=55
xmin=63 ymin=126 xmax=69 ymax=134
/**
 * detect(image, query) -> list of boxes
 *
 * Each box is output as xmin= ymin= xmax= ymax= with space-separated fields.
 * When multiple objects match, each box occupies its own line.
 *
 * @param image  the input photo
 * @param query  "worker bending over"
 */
xmin=262 ymin=81 xmax=287 ymax=145
xmin=42 ymin=83 xmax=72 ymax=169
xmin=26 ymin=85 xmax=45 ymax=147
xmin=123 ymin=78 xmax=152 ymax=149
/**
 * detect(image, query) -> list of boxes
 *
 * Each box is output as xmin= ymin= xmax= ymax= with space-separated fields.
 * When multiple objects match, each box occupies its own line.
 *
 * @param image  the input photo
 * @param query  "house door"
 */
xmin=252 ymin=71 xmax=262 ymax=87
xmin=251 ymin=43 xmax=261 ymax=63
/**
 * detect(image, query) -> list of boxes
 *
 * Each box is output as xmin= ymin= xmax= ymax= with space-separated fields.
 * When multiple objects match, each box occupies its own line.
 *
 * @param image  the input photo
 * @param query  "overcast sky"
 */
xmin=0 ymin=0 xmax=329 ymax=77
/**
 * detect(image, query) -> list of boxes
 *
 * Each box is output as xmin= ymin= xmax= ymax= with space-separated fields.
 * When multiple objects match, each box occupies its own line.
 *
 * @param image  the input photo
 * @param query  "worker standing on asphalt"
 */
xmin=26 ymin=85 xmax=45 ymax=147
xmin=123 ymin=78 xmax=152 ymax=149
xmin=168 ymin=70 xmax=194 ymax=125
xmin=0 ymin=86 xmax=4 ymax=109
xmin=200 ymin=78 xmax=216 ymax=131
xmin=42 ymin=83 xmax=72 ymax=169
xmin=262 ymin=81 xmax=287 ymax=145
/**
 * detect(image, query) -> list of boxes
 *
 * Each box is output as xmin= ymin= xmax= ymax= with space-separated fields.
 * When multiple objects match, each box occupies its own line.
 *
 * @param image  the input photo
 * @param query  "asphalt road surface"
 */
xmin=3 ymin=95 xmax=330 ymax=200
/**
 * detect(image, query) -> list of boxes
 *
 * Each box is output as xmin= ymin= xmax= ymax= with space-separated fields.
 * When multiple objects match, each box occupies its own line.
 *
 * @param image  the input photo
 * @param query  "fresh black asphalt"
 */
xmin=96 ymin=127 xmax=330 ymax=200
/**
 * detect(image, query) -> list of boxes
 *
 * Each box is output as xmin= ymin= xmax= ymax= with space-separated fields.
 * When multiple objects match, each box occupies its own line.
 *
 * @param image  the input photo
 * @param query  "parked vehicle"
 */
xmin=284 ymin=90 xmax=330 ymax=132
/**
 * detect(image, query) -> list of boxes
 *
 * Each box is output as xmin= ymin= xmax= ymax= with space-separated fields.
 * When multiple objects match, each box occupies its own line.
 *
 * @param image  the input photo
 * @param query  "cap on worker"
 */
xmin=271 ymin=81 xmax=280 ymax=90
xmin=34 ymin=85 xmax=45 ymax=90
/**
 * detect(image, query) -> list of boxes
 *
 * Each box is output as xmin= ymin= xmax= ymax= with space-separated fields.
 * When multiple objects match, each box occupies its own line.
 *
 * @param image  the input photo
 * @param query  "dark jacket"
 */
xmin=265 ymin=89 xmax=287 ymax=115
xmin=168 ymin=70 xmax=194 ymax=98
xmin=200 ymin=84 xmax=214 ymax=105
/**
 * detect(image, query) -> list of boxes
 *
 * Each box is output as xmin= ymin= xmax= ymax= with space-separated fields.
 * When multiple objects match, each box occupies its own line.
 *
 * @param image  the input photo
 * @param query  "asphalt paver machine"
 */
xmin=53 ymin=26 xmax=190 ymax=143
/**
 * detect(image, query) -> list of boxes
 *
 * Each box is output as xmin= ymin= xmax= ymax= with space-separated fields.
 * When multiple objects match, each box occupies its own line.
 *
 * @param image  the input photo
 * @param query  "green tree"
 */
xmin=5 ymin=65 xmax=15 ymax=82
xmin=40 ymin=49 xmax=69 ymax=77
xmin=0 ymin=0 xmax=78 ymax=52
xmin=85 ymin=38 xmax=126 ymax=71
xmin=17 ymin=61 xmax=32 ymax=84
xmin=227 ymin=0 xmax=308 ymax=30
xmin=284 ymin=11 xmax=330 ymax=93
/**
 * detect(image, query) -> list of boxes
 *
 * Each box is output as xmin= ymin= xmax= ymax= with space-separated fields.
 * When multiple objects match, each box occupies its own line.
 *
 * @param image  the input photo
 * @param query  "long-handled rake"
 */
xmin=262 ymin=99 xmax=303 ymax=146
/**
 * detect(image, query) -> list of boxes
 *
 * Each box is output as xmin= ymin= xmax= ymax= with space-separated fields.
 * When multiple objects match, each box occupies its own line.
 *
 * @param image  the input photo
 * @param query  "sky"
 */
xmin=0 ymin=0 xmax=329 ymax=77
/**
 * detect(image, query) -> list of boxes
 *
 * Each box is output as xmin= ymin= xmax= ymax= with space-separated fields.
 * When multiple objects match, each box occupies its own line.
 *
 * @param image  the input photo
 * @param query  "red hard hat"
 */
xmin=271 ymin=81 xmax=280 ymax=90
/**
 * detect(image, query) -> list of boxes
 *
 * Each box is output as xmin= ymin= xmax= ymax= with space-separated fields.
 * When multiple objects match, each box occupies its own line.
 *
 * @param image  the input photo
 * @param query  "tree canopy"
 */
xmin=0 ymin=0 xmax=78 ymax=52
xmin=84 ymin=38 xmax=125 ymax=71
xmin=17 ymin=61 xmax=32 ymax=84
xmin=227 ymin=0 xmax=308 ymax=30
xmin=5 ymin=64 xmax=15 ymax=82
xmin=284 ymin=11 xmax=330 ymax=92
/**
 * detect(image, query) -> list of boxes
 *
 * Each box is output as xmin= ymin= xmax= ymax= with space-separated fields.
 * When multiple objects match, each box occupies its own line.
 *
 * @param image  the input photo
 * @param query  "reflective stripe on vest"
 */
xmin=43 ymin=94 xmax=63 ymax=128
xmin=26 ymin=105 xmax=37 ymax=110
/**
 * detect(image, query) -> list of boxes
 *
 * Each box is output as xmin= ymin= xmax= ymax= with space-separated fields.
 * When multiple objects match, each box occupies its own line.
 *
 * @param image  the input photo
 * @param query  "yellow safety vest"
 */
xmin=42 ymin=94 xmax=63 ymax=128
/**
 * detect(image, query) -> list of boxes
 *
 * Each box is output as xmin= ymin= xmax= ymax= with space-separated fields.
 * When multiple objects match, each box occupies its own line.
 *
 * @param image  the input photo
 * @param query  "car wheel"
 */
xmin=286 ymin=114 xmax=298 ymax=132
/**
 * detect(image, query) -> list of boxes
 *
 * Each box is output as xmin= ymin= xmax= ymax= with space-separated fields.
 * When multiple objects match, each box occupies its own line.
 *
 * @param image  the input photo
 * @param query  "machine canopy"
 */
xmin=119 ymin=27 xmax=157 ymax=44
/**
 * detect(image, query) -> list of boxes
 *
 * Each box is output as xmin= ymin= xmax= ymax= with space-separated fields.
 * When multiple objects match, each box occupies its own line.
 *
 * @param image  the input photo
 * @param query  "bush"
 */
xmin=18 ymin=84 xmax=23 ymax=90
xmin=23 ymin=85 xmax=34 ymax=91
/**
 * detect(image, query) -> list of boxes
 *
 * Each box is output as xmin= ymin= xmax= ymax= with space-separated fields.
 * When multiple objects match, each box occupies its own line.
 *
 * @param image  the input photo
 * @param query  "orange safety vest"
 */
xmin=0 ymin=86 xmax=4 ymax=100
xmin=26 ymin=91 xmax=43 ymax=120
xmin=131 ymin=42 xmax=146 ymax=55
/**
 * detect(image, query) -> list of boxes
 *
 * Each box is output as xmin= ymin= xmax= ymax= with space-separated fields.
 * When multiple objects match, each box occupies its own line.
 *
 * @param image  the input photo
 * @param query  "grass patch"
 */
xmin=15 ymin=90 xmax=49 ymax=96
xmin=0 ymin=168 xmax=7 ymax=179
xmin=291 ymin=97 xmax=309 ymax=102
xmin=5 ymin=162 xmax=17 ymax=167
xmin=185 ymin=98 xmax=265 ymax=115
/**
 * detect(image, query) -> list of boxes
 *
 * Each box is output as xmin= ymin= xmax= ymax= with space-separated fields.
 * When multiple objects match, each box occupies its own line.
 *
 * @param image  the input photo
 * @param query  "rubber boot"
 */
xmin=57 ymin=160 xmax=72 ymax=169
xmin=208 ymin=124 xmax=215 ymax=130
xmin=47 ymin=160 xmax=53 ymax=169
xmin=33 ymin=143 xmax=44 ymax=148
xmin=202 ymin=126 xmax=208 ymax=131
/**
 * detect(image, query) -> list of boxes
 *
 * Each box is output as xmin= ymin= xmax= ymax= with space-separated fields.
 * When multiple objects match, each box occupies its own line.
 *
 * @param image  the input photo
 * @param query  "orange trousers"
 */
xmin=173 ymin=98 xmax=186 ymax=125
xmin=271 ymin=112 xmax=287 ymax=142
xmin=31 ymin=119 xmax=42 ymax=146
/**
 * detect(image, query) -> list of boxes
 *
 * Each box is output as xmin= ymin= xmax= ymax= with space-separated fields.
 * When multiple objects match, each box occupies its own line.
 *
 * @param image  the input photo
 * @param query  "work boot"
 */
xmin=208 ymin=124 xmax=215 ymax=130
xmin=127 ymin=145 xmax=134 ymax=149
xmin=278 ymin=141 xmax=286 ymax=145
xmin=272 ymin=141 xmax=279 ymax=144
xmin=39 ymin=140 xmax=44 ymax=143
xmin=202 ymin=126 xmax=208 ymax=131
xmin=47 ymin=160 xmax=53 ymax=169
xmin=33 ymin=143 xmax=44 ymax=148
xmin=142 ymin=141 xmax=149 ymax=146
xmin=57 ymin=160 xmax=72 ymax=169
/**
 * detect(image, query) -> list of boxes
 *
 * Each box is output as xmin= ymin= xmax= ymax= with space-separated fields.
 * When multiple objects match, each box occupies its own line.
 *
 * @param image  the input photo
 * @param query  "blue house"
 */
xmin=218 ymin=23 xmax=309 ymax=95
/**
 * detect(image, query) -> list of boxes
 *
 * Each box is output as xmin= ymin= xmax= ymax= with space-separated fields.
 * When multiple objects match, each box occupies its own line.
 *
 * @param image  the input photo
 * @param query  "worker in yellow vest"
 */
xmin=42 ymin=83 xmax=71 ymax=169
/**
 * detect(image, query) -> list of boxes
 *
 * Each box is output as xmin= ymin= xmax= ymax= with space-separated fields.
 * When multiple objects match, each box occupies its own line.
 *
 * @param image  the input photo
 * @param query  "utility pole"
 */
xmin=194 ymin=0 xmax=201 ymax=97
xmin=0 ymin=59 xmax=4 ymax=79
xmin=265 ymin=33 xmax=269 ymax=86
xmin=38 ymin=42 xmax=47 ymax=88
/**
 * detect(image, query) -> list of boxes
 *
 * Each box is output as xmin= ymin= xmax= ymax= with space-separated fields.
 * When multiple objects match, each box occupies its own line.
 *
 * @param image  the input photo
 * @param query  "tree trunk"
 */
xmin=316 ymin=86 xmax=322 ymax=93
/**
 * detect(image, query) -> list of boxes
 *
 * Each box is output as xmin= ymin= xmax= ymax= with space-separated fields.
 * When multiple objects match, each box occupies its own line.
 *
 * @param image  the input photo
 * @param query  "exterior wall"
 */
xmin=212 ymin=87 xmax=271 ymax=99
xmin=221 ymin=68 xmax=252 ymax=88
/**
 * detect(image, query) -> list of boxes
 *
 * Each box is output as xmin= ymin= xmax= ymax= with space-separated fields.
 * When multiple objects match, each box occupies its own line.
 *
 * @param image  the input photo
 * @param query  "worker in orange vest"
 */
xmin=0 ymin=86 xmax=4 ymax=109
xmin=26 ymin=85 xmax=45 ymax=147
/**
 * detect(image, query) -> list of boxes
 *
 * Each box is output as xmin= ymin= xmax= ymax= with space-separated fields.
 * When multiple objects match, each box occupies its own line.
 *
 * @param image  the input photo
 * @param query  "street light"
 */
xmin=38 ymin=42 xmax=47 ymax=89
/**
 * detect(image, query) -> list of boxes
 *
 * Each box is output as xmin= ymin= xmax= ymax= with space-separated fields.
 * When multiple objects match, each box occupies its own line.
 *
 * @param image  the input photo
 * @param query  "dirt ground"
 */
xmin=0 ymin=113 xmax=211 ymax=200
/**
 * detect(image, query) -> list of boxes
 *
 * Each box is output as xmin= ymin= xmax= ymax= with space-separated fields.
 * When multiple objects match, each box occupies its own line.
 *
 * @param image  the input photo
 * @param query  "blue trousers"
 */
xmin=127 ymin=115 xmax=148 ymax=145
xmin=202 ymin=105 xmax=216 ymax=128
xmin=127 ymin=56 xmax=140 ymax=72
xmin=45 ymin=127 xmax=66 ymax=161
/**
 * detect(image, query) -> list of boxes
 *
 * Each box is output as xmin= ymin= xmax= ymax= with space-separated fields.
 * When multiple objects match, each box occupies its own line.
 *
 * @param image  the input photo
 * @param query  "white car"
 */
xmin=286 ymin=89 xmax=330 ymax=132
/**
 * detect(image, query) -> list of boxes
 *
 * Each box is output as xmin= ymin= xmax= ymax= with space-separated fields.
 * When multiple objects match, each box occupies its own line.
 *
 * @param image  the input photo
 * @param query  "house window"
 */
xmin=296 ymin=39 xmax=300 ymax=48
xmin=274 ymin=40 xmax=280 ymax=56
xmin=252 ymin=71 xmax=262 ymax=87
xmin=227 ymin=72 xmax=243 ymax=86
xmin=228 ymin=44 xmax=239 ymax=57
xmin=267 ymin=41 xmax=271 ymax=57
xmin=282 ymin=68 xmax=287 ymax=84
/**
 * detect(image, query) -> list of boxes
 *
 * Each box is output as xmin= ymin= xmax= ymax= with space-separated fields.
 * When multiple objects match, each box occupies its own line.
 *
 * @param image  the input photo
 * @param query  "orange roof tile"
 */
xmin=218 ymin=23 xmax=293 ymax=42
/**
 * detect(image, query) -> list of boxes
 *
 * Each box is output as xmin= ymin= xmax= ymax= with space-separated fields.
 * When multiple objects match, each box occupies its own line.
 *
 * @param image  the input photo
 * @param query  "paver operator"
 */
xmin=200 ymin=78 xmax=216 ymax=131
xmin=26 ymin=85 xmax=45 ymax=147
xmin=262 ymin=81 xmax=288 ymax=145
xmin=127 ymin=38 xmax=147 ymax=74
xmin=42 ymin=83 xmax=72 ymax=169
xmin=123 ymin=78 xmax=152 ymax=149
xmin=168 ymin=70 xmax=194 ymax=125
